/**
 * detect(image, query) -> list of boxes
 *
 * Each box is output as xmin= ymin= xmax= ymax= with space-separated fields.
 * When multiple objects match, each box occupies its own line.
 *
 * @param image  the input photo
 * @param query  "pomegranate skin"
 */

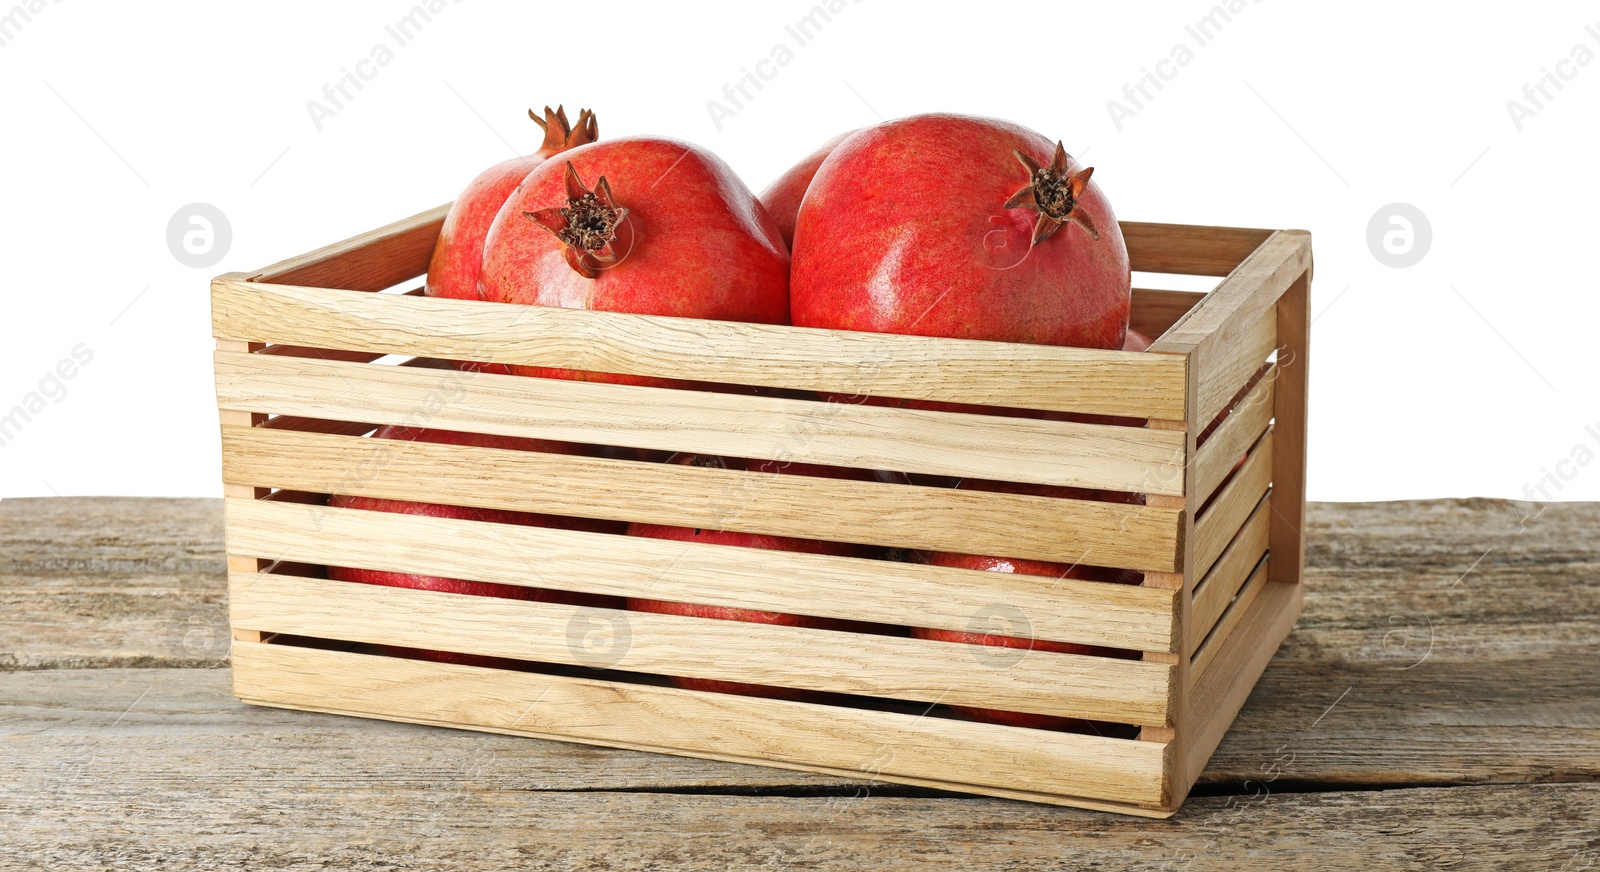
xmin=791 ymin=114 xmax=1129 ymax=351
xmin=758 ymin=129 xmax=856 ymax=249
xmin=481 ymin=137 xmax=791 ymax=388
xmin=427 ymin=107 xmax=597 ymax=376
xmin=328 ymin=425 xmax=626 ymax=668
xmin=1124 ymin=328 xmax=1154 ymax=352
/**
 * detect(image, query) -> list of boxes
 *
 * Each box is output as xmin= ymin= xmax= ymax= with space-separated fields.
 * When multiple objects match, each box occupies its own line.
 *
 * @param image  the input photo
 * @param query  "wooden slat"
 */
xmin=1148 ymin=230 xmax=1309 ymax=366
xmin=1190 ymin=559 xmax=1270 ymax=678
xmin=1194 ymin=306 xmax=1276 ymax=429
xmin=221 ymin=428 xmax=1184 ymax=572
xmin=1271 ymin=272 xmax=1312 ymax=584
xmin=1120 ymin=222 xmax=1274 ymax=276
xmin=1192 ymin=430 xmax=1273 ymax=579
xmin=211 ymin=280 xmax=1189 ymax=420
xmin=232 ymin=640 xmax=1171 ymax=808
xmin=224 ymin=499 xmax=1178 ymax=652
xmin=1182 ymin=577 xmax=1302 ymax=788
xmin=1193 ymin=372 xmax=1274 ymax=504
xmin=229 ymin=573 xmax=1173 ymax=725
xmin=244 ymin=203 xmax=448 ymax=291
xmin=1130 ymin=288 xmax=1206 ymax=340
xmin=215 ymin=351 xmax=1187 ymax=496
xmin=1190 ymin=499 xmax=1270 ymax=648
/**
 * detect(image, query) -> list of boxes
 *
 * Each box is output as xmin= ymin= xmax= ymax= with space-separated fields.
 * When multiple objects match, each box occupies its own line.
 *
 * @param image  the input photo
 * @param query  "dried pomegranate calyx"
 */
xmin=528 ymin=105 xmax=600 ymax=152
xmin=1004 ymin=141 xmax=1100 ymax=245
xmin=525 ymin=161 xmax=629 ymax=278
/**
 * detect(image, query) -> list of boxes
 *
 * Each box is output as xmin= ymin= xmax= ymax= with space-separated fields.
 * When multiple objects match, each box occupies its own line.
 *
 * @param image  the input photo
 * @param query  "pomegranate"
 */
xmin=626 ymin=453 xmax=881 ymax=700
xmin=426 ymin=106 xmax=598 ymax=376
xmin=791 ymin=113 xmax=1130 ymax=354
xmin=757 ymin=129 xmax=855 ymax=249
xmin=327 ymin=425 xmax=626 ymax=667
xmin=1124 ymin=328 xmax=1154 ymax=352
xmin=428 ymin=105 xmax=598 ymax=304
xmin=480 ymin=138 xmax=790 ymax=389
xmin=912 ymin=548 xmax=1141 ymax=732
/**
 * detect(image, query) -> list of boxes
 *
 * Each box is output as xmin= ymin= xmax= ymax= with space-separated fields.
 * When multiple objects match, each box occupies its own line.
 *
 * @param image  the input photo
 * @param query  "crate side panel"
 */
xmin=215 ymin=351 xmax=1187 ymax=496
xmin=1192 ymin=430 xmax=1273 ymax=579
xmin=1120 ymin=223 xmax=1274 ymax=277
xmin=232 ymin=641 xmax=1170 ymax=807
xmin=1190 ymin=500 xmax=1270 ymax=648
xmin=221 ymin=428 xmax=1184 ymax=572
xmin=229 ymin=573 xmax=1174 ymax=725
xmin=1193 ymin=373 xmax=1274 ymax=505
xmin=243 ymin=204 xmax=447 ymax=291
xmin=211 ymin=281 xmax=1187 ymax=420
xmin=224 ymin=498 xmax=1179 ymax=652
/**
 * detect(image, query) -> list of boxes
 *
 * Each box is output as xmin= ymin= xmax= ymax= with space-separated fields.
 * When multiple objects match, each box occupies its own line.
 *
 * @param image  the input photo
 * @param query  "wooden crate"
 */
xmin=212 ymin=204 xmax=1311 ymax=817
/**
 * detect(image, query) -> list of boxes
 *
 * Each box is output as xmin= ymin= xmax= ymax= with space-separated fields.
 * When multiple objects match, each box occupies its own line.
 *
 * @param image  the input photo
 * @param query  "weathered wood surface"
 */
xmin=2 ymin=496 xmax=1598 ymax=868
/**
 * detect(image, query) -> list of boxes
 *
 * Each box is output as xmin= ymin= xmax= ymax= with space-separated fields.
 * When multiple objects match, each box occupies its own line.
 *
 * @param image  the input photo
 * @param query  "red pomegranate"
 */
xmin=480 ymin=138 xmax=790 ymax=389
xmin=428 ymin=105 xmax=598 ymax=304
xmin=757 ymin=129 xmax=855 ymax=249
xmin=328 ymin=425 xmax=626 ymax=667
xmin=912 ymin=547 xmax=1141 ymax=732
xmin=791 ymin=114 xmax=1130 ymax=353
xmin=1124 ymin=328 xmax=1154 ymax=352
xmin=626 ymin=453 xmax=882 ymax=700
xmin=426 ymin=106 xmax=598 ymax=376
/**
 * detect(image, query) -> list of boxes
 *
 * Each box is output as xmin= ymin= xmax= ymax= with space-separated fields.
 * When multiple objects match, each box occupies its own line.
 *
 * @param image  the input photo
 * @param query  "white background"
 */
xmin=1 ymin=0 xmax=1596 ymax=502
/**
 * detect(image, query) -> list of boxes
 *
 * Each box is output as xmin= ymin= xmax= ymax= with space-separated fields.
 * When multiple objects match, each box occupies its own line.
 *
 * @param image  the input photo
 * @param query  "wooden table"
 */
xmin=3 ymin=497 xmax=1596 ymax=869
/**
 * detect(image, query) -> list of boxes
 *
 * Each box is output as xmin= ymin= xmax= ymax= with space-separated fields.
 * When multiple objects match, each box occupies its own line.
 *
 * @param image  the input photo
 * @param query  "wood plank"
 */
xmin=1120 ymin=222 xmax=1275 ymax=276
xmin=224 ymin=498 xmax=1178 ymax=652
xmin=9 ymin=497 xmax=1599 ymax=795
xmin=230 ymin=572 xmax=1174 ymax=725
xmin=1193 ymin=372 xmax=1274 ymax=504
xmin=1271 ymin=272 xmax=1311 ymax=584
xmin=232 ymin=641 xmax=1171 ymax=808
xmin=1192 ymin=430 xmax=1273 ymax=579
xmin=1130 ymin=287 xmax=1206 ymax=340
xmin=1190 ymin=500 xmax=1270 ymax=648
xmin=211 ymin=280 xmax=1189 ymax=420
xmin=1183 ymin=579 xmax=1301 ymax=789
xmin=1195 ymin=306 xmax=1275 ymax=429
xmin=241 ymin=203 xmax=447 ymax=291
xmin=220 ymin=428 xmax=1185 ymax=572
xmin=1190 ymin=560 xmax=1271 ymax=678
xmin=1148 ymin=230 xmax=1310 ymax=376
xmin=215 ymin=350 xmax=1187 ymax=496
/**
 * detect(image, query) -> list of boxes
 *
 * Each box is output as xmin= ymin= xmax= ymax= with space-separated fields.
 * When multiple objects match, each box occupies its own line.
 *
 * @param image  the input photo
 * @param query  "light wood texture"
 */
xmin=8 ymin=497 xmax=1594 ymax=791
xmin=1195 ymin=306 xmax=1276 ymax=429
xmin=1190 ymin=560 xmax=1271 ymax=678
xmin=1190 ymin=500 xmax=1270 ymax=646
xmin=220 ymin=427 xmax=1185 ymax=572
xmin=1121 ymin=222 xmax=1275 ymax=276
xmin=1130 ymin=287 xmax=1206 ymax=340
xmin=232 ymin=641 xmax=1171 ymax=809
xmin=244 ymin=203 xmax=447 ymax=291
xmin=7 ymin=497 xmax=1599 ymax=867
xmin=1193 ymin=372 xmax=1274 ymax=504
xmin=211 ymin=279 xmax=1189 ymax=420
xmin=1270 ymin=272 xmax=1312 ymax=584
xmin=1192 ymin=430 xmax=1274 ymax=580
xmin=214 ymin=349 xmax=1188 ymax=496
xmin=224 ymin=498 xmax=1177 ymax=651
xmin=1182 ymin=579 xmax=1302 ymax=789
xmin=230 ymin=572 xmax=1174 ymax=725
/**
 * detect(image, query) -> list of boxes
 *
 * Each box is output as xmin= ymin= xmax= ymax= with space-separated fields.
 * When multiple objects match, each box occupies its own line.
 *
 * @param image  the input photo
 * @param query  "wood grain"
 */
xmin=1192 ymin=431 xmax=1273 ymax=580
xmin=1195 ymin=306 xmax=1276 ymax=429
xmin=220 ymin=427 xmax=1186 ymax=571
xmin=224 ymin=498 xmax=1179 ymax=652
xmin=211 ymin=280 xmax=1190 ymax=420
xmin=1130 ymin=287 xmax=1207 ymax=340
xmin=1121 ymin=222 xmax=1275 ymax=276
xmin=1270 ymin=272 xmax=1312 ymax=584
xmin=243 ymin=204 xmax=446 ymax=291
xmin=233 ymin=640 xmax=1171 ymax=808
xmin=1191 ymin=500 xmax=1271 ymax=647
xmin=214 ymin=349 xmax=1188 ymax=496
xmin=229 ymin=572 xmax=1175 ymax=725
xmin=1193 ymin=372 xmax=1274 ymax=505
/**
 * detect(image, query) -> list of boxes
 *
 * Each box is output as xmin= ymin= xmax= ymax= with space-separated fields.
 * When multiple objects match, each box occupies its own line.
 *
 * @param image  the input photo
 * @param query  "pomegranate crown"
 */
xmin=1004 ymin=141 xmax=1100 ymax=245
xmin=528 ymin=104 xmax=599 ymax=152
xmin=525 ymin=162 xmax=628 ymax=279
